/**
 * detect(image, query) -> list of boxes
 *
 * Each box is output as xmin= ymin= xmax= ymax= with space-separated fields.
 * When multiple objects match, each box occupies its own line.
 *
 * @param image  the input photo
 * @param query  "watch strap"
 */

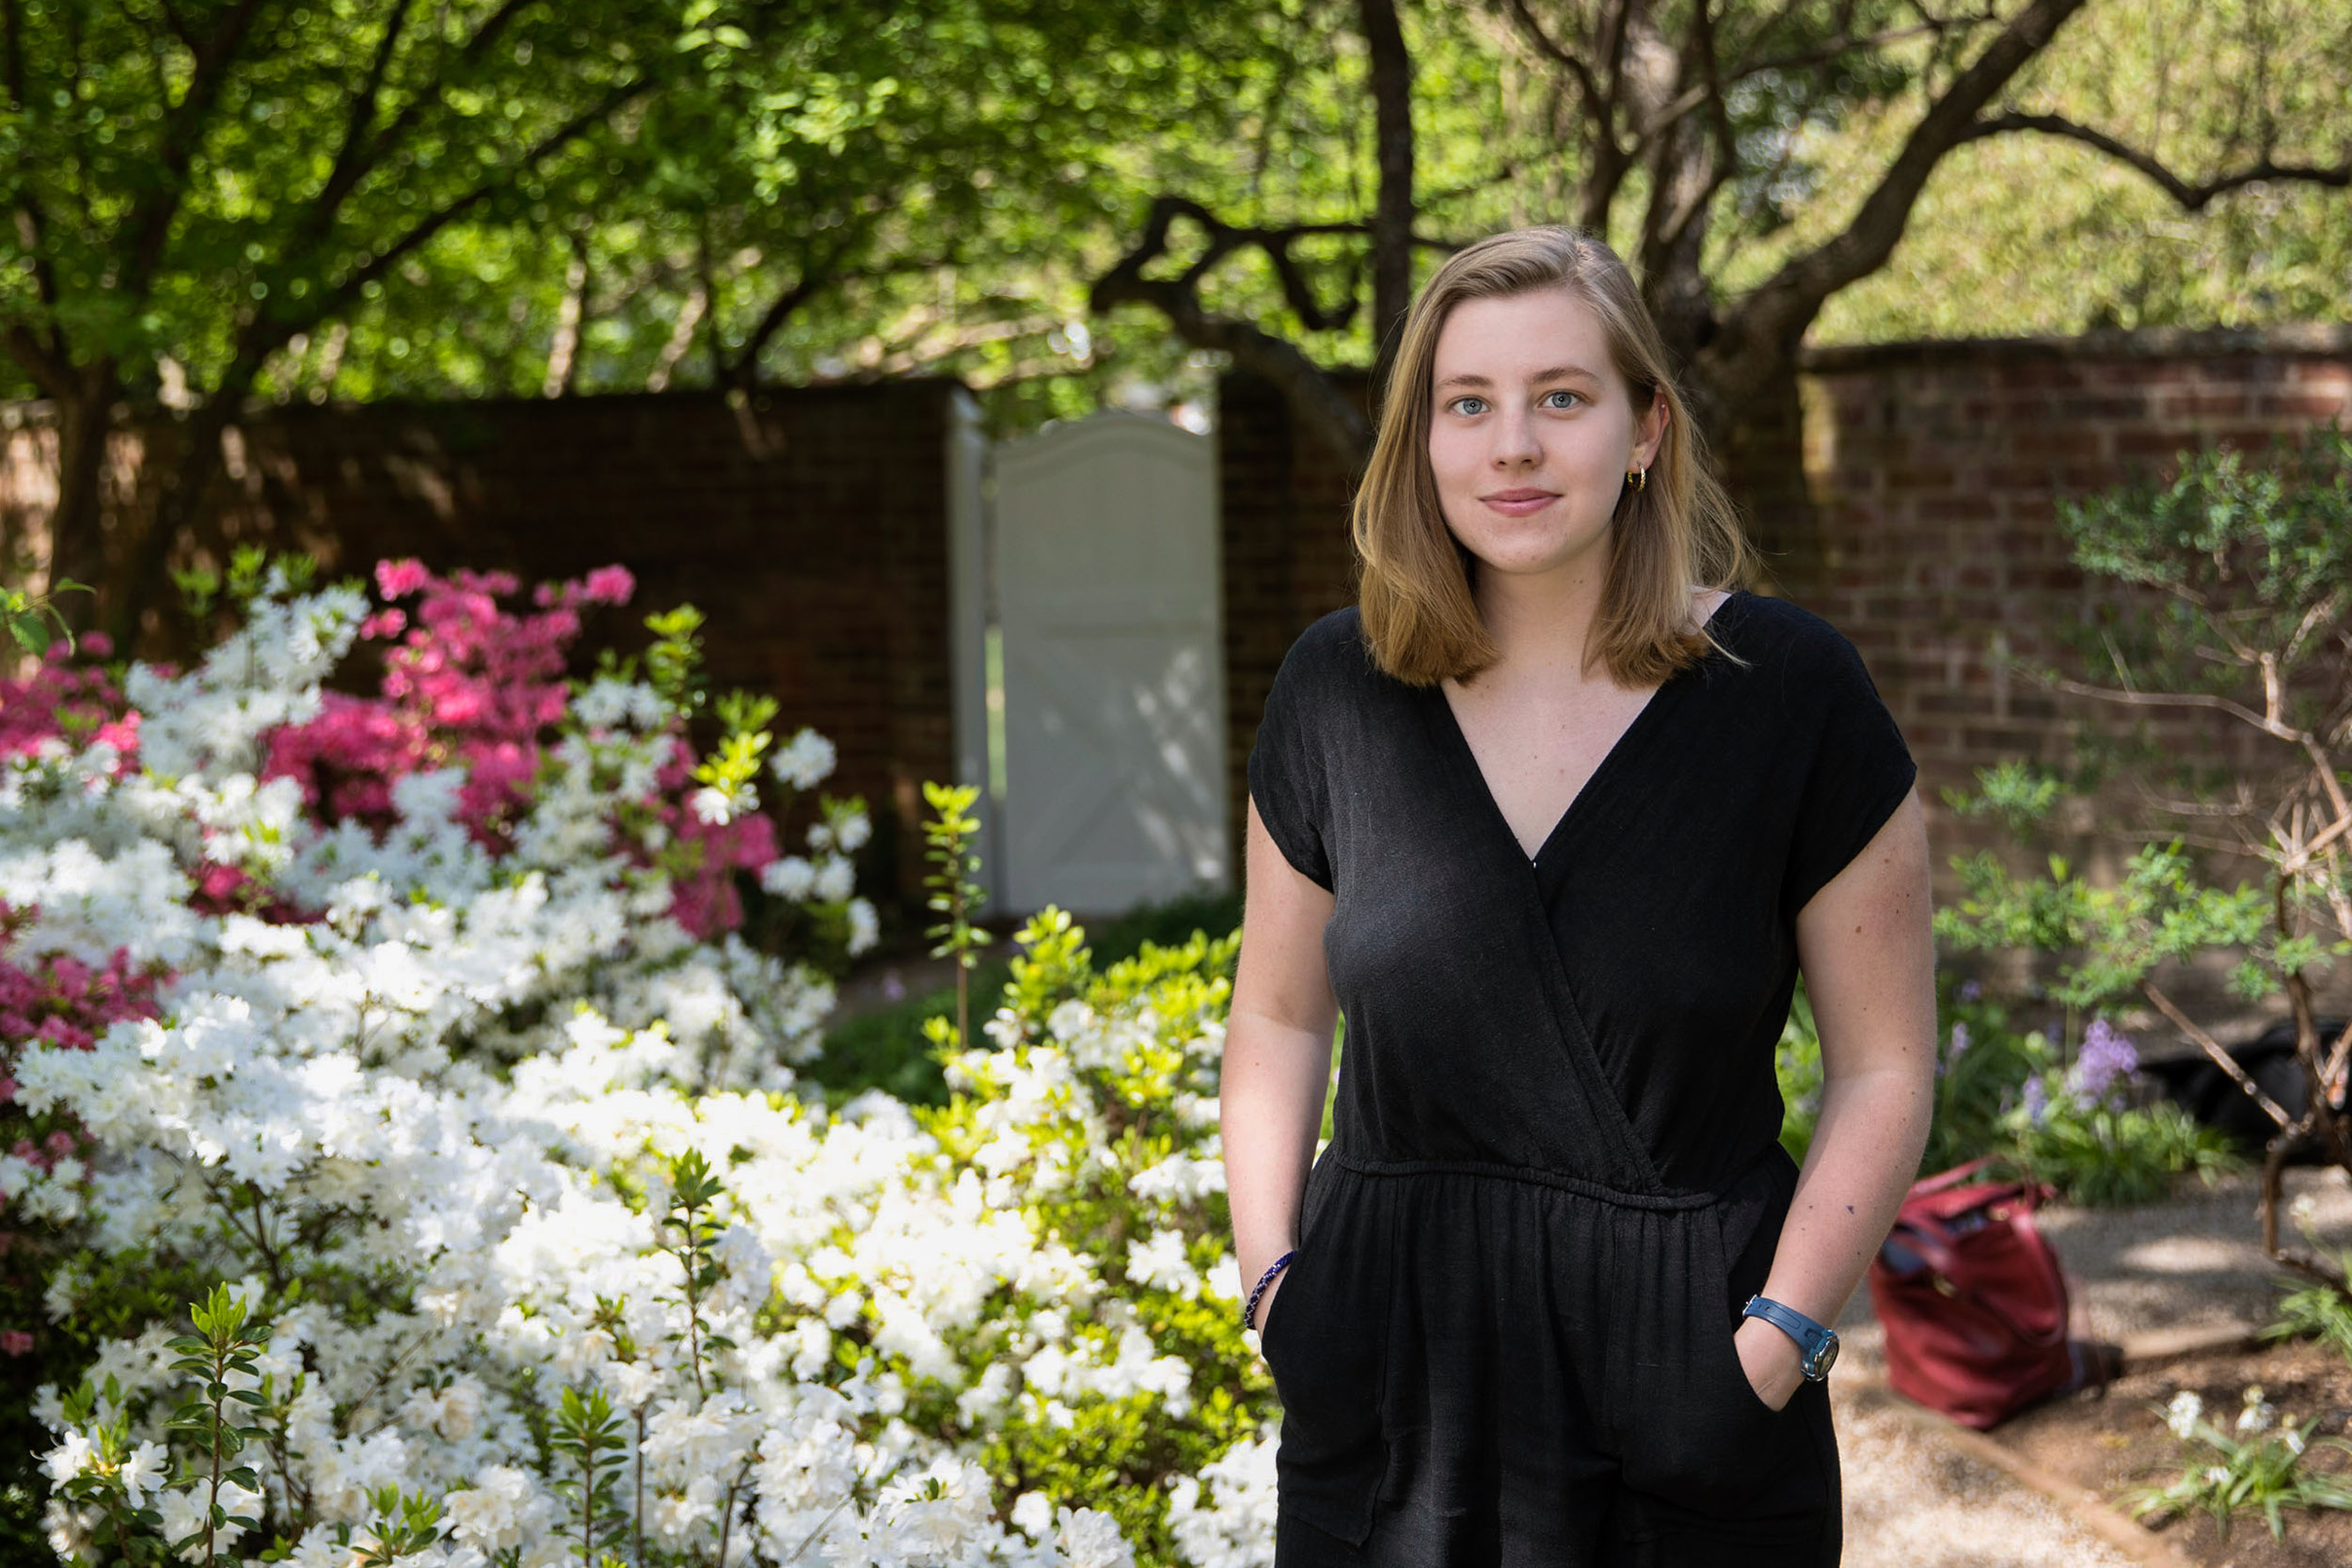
xmin=1741 ymin=1293 xmax=1837 ymax=1380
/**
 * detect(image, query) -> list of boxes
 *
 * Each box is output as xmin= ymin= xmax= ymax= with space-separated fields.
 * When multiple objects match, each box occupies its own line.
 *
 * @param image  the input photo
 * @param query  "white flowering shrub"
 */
xmin=4 ymin=562 xmax=1281 ymax=1566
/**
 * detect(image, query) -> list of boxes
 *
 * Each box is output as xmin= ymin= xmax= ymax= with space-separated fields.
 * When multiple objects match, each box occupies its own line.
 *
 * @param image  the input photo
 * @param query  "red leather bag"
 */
xmin=1867 ymin=1158 xmax=2112 ymax=1430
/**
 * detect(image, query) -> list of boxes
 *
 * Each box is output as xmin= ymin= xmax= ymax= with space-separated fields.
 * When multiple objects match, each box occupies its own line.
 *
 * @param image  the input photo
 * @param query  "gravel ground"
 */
xmin=1830 ymin=1164 xmax=2352 ymax=1566
xmin=1834 ymin=1380 xmax=2140 ymax=1567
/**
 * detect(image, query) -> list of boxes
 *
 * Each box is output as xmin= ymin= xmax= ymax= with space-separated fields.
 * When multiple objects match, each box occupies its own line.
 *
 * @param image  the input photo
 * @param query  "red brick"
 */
xmin=2259 ymin=393 xmax=2349 ymax=420
xmin=2157 ymin=392 xmax=2251 ymax=420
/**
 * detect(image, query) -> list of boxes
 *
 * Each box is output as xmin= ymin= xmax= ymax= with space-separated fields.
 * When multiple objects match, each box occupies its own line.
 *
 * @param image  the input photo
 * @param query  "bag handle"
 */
xmin=1903 ymin=1157 xmax=1997 ymax=1199
xmin=1898 ymin=1160 xmax=2056 ymax=1227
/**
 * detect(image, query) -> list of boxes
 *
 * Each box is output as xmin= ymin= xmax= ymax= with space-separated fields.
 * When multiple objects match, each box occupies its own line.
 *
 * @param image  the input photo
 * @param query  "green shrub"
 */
xmin=807 ymin=887 xmax=1244 ymax=1109
xmin=2126 ymin=1386 xmax=2352 ymax=1541
xmin=1777 ymin=974 xmax=2237 ymax=1203
xmin=2261 ymin=1198 xmax=2352 ymax=1362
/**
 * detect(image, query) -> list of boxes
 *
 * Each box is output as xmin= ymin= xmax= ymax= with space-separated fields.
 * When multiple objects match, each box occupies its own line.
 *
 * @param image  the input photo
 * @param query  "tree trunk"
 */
xmin=1712 ymin=358 xmax=1823 ymax=599
xmin=107 ymin=396 xmax=239 ymax=655
xmin=1359 ymin=0 xmax=1415 ymax=391
xmin=43 ymin=363 xmax=119 ymax=628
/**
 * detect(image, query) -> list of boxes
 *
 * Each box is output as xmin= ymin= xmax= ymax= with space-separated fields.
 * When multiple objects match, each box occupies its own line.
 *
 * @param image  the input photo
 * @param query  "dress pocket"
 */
xmin=1712 ymin=1306 xmax=1793 ymax=1420
xmin=1617 ymin=1212 xmax=1797 ymax=1517
xmin=1266 ymin=1181 xmax=1393 ymax=1547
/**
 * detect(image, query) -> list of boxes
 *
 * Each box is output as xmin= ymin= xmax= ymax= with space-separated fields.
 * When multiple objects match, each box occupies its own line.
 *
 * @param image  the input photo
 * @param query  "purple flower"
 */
xmin=2020 ymin=1076 xmax=2050 ymax=1126
xmin=1935 ymin=1022 xmax=1972 ymax=1079
xmin=2068 ymin=1019 xmax=2139 ymax=1109
xmin=1958 ymin=979 xmax=1982 ymax=1003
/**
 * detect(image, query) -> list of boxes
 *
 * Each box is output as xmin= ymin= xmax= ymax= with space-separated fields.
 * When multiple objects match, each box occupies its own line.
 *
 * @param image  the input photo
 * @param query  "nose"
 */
xmin=1489 ymin=404 xmax=1541 ymax=469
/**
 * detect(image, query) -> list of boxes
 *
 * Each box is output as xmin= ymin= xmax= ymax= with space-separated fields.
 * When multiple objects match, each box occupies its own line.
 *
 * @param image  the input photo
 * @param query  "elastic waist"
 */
xmin=1330 ymin=1145 xmax=1778 ymax=1213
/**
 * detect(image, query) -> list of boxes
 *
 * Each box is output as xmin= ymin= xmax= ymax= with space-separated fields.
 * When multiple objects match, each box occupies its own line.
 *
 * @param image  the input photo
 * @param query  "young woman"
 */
xmin=1221 ymin=226 xmax=1936 ymax=1565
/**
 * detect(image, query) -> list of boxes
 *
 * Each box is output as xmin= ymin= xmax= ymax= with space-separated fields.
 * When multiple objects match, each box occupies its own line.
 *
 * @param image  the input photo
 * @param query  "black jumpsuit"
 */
xmin=1245 ymin=591 xmax=1918 ymax=1567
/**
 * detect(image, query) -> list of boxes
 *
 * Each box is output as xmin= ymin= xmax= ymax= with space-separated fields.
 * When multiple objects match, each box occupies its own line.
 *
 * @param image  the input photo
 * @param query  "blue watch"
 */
xmin=1741 ymin=1295 xmax=1839 ymax=1381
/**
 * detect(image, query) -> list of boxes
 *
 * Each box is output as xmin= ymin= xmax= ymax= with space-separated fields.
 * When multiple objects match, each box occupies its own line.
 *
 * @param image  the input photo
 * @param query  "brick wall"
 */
xmin=1218 ymin=326 xmax=2352 ymax=915
xmin=1795 ymin=326 xmax=2352 ymax=883
xmin=3 ymin=384 xmax=969 ymax=908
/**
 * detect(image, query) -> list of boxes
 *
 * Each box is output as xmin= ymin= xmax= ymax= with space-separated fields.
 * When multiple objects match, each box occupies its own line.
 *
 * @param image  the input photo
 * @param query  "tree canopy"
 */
xmin=3 ymin=0 xmax=2347 ymax=637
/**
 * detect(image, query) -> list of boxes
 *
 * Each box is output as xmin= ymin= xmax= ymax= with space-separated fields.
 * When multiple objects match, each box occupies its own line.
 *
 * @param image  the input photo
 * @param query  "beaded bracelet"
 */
xmin=1243 ymin=1250 xmax=1295 ymax=1333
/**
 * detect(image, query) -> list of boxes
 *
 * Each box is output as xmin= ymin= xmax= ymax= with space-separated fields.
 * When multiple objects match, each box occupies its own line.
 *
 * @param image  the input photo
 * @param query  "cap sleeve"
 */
xmin=1247 ymin=631 xmax=1334 ymax=893
xmin=1781 ymin=626 xmax=1917 ymax=920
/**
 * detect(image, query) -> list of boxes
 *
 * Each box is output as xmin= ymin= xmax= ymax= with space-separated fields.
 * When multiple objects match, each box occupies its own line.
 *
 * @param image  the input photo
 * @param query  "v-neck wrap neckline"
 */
xmin=1425 ymin=589 xmax=1746 ymax=871
xmin=1242 ymin=582 xmax=1915 ymax=1196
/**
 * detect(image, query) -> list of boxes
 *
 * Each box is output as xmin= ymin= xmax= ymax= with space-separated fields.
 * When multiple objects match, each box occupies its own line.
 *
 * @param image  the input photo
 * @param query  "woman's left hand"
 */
xmin=1733 ymin=1316 xmax=1806 ymax=1412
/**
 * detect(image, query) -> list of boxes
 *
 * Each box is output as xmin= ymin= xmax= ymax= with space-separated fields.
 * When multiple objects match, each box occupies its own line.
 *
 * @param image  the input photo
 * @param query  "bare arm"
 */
xmin=1737 ymin=788 xmax=1938 ymax=1407
xmin=1221 ymin=794 xmax=1341 ymax=1335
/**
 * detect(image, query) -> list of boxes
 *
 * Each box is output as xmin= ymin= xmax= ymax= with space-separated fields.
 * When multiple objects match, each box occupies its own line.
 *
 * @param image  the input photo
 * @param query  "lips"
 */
xmin=1480 ymin=488 xmax=1560 ymax=515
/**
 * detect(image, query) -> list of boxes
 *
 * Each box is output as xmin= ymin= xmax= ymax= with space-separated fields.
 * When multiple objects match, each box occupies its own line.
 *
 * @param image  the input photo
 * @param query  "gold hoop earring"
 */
xmin=1626 ymin=466 xmax=1647 ymax=494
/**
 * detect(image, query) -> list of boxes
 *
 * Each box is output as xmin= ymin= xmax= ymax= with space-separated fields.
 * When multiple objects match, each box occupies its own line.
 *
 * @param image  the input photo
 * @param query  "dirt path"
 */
xmin=1835 ymin=1378 xmax=2141 ymax=1567
xmin=1831 ymin=1164 xmax=2352 ymax=1566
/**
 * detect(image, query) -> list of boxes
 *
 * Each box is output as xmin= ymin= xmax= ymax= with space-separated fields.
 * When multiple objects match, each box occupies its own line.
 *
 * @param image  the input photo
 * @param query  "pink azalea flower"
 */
xmin=0 ymin=644 xmax=138 ymax=768
xmin=581 ymin=565 xmax=635 ymax=606
xmin=374 ymin=558 xmax=432 ymax=599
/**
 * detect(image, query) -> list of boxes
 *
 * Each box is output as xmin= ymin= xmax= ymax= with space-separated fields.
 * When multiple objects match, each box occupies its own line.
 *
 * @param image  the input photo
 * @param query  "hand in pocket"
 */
xmin=1252 ymin=1261 xmax=1293 ymax=1354
xmin=1732 ymin=1315 xmax=1804 ymax=1413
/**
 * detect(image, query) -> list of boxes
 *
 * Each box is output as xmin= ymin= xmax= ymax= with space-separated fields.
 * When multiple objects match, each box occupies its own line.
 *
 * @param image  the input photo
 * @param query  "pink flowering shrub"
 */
xmin=0 ymin=901 xmax=166 ymax=1360
xmin=0 ymin=635 xmax=137 ymax=768
xmin=259 ymin=560 xmax=777 ymax=940
xmin=2 ymin=558 xmax=915 ymax=1565
xmin=1 ymin=558 xmax=850 ymax=1369
xmin=649 ymin=735 xmax=781 ymax=940
xmin=263 ymin=561 xmax=620 ymax=845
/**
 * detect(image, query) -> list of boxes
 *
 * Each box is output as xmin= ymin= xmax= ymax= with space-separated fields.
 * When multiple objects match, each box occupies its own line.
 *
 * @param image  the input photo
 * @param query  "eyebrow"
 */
xmin=1433 ymin=365 xmax=1603 ymax=392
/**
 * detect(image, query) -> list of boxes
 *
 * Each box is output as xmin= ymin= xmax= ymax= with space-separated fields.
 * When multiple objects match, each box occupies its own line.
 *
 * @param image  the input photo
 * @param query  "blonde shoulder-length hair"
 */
xmin=1353 ymin=225 xmax=1756 ymax=689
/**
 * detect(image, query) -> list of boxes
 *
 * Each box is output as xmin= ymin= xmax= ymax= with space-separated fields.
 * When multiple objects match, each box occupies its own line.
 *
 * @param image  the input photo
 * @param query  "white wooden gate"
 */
xmin=989 ymin=413 xmax=1229 ymax=915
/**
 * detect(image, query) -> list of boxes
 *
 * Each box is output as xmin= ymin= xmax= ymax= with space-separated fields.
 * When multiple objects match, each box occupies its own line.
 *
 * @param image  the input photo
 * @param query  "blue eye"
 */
xmin=1543 ymin=389 xmax=1581 ymax=409
xmin=1448 ymin=396 xmax=1487 ymax=416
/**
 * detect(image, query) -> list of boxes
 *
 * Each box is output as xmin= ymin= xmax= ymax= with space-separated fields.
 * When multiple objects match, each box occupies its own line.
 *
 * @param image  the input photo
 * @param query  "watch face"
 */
xmin=1808 ymin=1336 xmax=1840 ymax=1379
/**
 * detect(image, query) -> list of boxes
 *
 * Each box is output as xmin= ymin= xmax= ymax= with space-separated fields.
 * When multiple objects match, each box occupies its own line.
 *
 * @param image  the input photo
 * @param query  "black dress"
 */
xmin=1245 ymin=590 xmax=1917 ymax=1568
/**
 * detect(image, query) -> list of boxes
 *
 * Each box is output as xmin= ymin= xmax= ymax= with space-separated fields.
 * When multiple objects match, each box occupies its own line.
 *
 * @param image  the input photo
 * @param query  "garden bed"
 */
xmin=1828 ymin=1166 xmax=2352 ymax=1565
xmin=1996 ymin=1335 xmax=2352 ymax=1566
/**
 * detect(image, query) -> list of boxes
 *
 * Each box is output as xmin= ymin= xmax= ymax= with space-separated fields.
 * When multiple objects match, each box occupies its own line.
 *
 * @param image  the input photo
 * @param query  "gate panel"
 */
xmin=993 ymin=414 xmax=1228 ymax=915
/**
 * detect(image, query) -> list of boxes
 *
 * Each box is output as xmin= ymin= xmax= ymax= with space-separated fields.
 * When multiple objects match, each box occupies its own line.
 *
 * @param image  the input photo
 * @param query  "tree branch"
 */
xmin=311 ymin=74 xmax=652 ymax=324
xmin=141 ymin=0 xmax=200 ymax=51
xmin=1 ymin=0 xmax=72 ymax=374
xmin=1650 ymin=14 xmax=1993 ymax=133
xmin=5 ymin=324 xmax=73 ymax=401
xmin=1359 ymin=0 xmax=1416 ymax=370
xmin=1501 ymin=0 xmax=1601 ymax=113
xmin=303 ymin=0 xmax=417 ymax=241
xmin=1091 ymin=197 xmax=1372 ymax=463
xmin=2142 ymin=979 xmax=2294 ymax=1129
xmin=1718 ymin=0 xmax=2090 ymax=372
xmin=1739 ymin=10 xmax=1998 ymax=90
xmin=830 ymin=309 xmax=1063 ymax=382
xmin=298 ymin=0 xmax=539 ymax=247
xmin=1654 ymin=0 xmax=1739 ymax=258
xmin=121 ymin=0 xmax=271 ymax=300
xmin=1094 ymin=195 xmax=1368 ymax=334
xmin=2036 ymin=669 xmax=2298 ymax=743
xmin=1959 ymin=111 xmax=2352 ymax=212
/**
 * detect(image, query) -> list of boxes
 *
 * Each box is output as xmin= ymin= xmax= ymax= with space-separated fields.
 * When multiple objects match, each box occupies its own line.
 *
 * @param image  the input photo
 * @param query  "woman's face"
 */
xmin=1426 ymin=285 xmax=1667 ymax=587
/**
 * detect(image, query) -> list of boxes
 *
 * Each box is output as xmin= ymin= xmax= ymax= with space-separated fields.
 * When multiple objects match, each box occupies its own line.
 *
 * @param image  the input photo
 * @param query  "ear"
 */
xmin=1632 ymin=391 xmax=1670 ymax=470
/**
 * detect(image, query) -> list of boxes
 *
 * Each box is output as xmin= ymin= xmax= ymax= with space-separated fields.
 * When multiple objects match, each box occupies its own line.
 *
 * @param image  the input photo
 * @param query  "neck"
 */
xmin=1471 ymin=556 xmax=1612 ymax=681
